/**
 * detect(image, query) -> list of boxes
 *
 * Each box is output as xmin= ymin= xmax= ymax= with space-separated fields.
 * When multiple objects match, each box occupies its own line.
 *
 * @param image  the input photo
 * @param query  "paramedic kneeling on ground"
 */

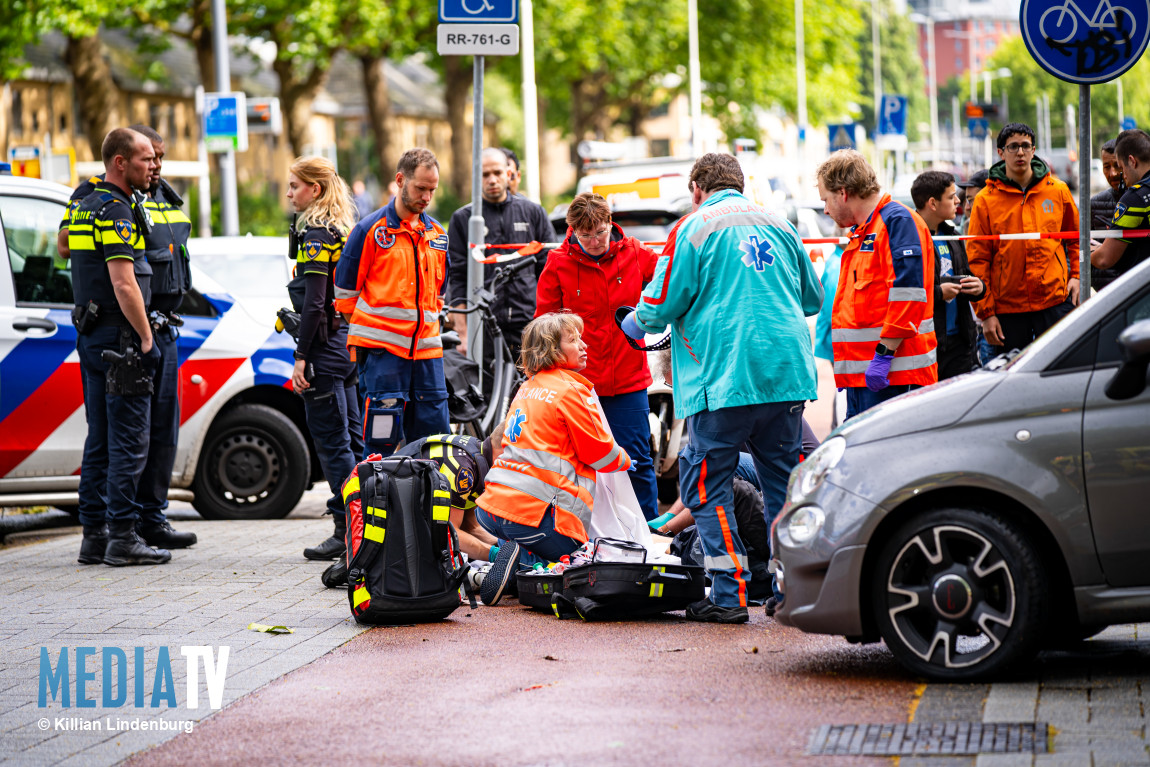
xmin=622 ymin=153 xmax=822 ymax=624
xmin=475 ymin=312 xmax=632 ymax=606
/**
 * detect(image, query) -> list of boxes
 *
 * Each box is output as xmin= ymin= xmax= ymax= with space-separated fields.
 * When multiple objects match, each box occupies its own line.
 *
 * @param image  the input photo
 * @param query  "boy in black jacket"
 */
xmin=912 ymin=171 xmax=986 ymax=379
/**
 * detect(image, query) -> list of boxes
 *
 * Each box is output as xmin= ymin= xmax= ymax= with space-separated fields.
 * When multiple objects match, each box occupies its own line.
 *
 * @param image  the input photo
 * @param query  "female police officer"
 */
xmin=285 ymin=157 xmax=365 ymax=561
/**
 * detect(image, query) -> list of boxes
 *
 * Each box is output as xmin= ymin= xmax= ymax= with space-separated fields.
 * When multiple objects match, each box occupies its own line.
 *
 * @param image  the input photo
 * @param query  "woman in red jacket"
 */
xmin=535 ymin=193 xmax=660 ymax=519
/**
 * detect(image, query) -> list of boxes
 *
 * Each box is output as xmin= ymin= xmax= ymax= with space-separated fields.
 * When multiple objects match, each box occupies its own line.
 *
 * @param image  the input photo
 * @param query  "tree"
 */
xmin=988 ymin=35 xmax=1150 ymax=155
xmin=230 ymin=0 xmax=356 ymax=157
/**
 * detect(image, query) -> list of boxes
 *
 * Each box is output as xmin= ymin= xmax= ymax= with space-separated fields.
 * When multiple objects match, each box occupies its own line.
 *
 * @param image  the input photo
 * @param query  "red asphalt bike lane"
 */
xmin=129 ymin=605 xmax=916 ymax=766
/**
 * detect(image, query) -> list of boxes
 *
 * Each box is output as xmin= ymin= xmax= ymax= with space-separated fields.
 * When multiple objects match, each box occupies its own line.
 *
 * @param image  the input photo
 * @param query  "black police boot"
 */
xmin=104 ymin=519 xmax=171 ymax=566
xmin=321 ymin=559 xmax=348 ymax=589
xmin=138 ymin=520 xmax=197 ymax=549
xmin=304 ymin=517 xmax=346 ymax=561
xmin=78 ymin=525 xmax=108 ymax=565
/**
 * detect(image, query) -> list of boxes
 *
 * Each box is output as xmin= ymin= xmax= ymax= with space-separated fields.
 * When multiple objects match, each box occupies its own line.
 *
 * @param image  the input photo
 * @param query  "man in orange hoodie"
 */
xmin=967 ymin=123 xmax=1080 ymax=356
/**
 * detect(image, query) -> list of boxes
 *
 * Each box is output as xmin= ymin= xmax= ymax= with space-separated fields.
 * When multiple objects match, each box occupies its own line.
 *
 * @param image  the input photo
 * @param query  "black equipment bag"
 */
xmin=442 ymin=348 xmax=486 ymax=422
xmin=343 ymin=454 xmax=471 ymax=625
xmin=545 ymin=539 xmax=705 ymax=621
xmin=516 ymin=571 xmax=565 ymax=612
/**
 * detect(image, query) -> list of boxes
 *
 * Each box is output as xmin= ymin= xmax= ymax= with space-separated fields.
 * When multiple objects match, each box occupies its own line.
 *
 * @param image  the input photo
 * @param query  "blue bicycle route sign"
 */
xmin=1021 ymin=0 xmax=1150 ymax=83
xmin=439 ymin=0 xmax=518 ymax=24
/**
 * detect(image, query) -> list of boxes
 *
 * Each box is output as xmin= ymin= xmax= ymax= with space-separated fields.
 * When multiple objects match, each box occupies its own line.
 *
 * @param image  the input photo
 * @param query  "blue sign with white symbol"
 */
xmin=439 ymin=0 xmax=518 ymax=23
xmin=506 ymin=408 xmax=526 ymax=442
xmin=1021 ymin=0 xmax=1150 ymax=84
xmin=968 ymin=118 xmax=990 ymax=140
xmin=1123 ymin=116 xmax=1138 ymax=130
xmin=828 ymin=123 xmax=857 ymax=151
xmin=878 ymin=95 xmax=908 ymax=136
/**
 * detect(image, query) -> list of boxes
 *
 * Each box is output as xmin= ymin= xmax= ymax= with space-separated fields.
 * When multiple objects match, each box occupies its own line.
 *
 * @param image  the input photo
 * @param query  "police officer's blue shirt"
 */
xmin=635 ymin=189 xmax=822 ymax=419
xmin=68 ymin=182 xmax=148 ymax=311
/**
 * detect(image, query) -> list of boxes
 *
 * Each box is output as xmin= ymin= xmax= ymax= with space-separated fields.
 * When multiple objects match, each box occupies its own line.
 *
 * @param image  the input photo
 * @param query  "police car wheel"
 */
xmin=191 ymin=404 xmax=309 ymax=520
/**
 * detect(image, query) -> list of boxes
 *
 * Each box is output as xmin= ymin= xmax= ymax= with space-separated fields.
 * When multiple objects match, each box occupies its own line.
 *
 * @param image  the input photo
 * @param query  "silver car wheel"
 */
xmin=885 ymin=524 xmax=1016 ymax=669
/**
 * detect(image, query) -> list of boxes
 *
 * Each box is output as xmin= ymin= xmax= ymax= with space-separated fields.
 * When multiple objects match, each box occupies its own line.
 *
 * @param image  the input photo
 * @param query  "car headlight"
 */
xmin=788 ymin=435 xmax=847 ymax=503
xmin=786 ymin=505 xmax=825 ymax=544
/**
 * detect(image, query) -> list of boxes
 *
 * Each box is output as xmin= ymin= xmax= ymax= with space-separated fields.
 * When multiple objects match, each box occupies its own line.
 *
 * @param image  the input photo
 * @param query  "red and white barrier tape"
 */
xmin=468 ymin=229 xmax=1150 ymax=263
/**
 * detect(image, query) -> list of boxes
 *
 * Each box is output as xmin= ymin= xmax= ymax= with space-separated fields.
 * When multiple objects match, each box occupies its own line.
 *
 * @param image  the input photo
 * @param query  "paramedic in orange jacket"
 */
xmin=475 ymin=312 xmax=632 ymax=605
xmin=333 ymin=148 xmax=450 ymax=457
xmin=966 ymin=123 xmax=1080 ymax=356
xmin=817 ymin=150 xmax=937 ymax=420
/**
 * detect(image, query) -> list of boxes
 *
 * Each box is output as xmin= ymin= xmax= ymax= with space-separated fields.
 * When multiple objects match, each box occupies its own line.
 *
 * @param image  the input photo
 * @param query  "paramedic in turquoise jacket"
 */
xmin=622 ymin=153 xmax=822 ymax=624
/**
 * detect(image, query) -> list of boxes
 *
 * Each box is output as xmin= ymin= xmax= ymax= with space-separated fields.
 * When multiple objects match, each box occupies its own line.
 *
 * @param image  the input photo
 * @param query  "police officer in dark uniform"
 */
xmin=69 ymin=128 xmax=170 ymax=566
xmin=62 ymin=125 xmax=197 ymax=552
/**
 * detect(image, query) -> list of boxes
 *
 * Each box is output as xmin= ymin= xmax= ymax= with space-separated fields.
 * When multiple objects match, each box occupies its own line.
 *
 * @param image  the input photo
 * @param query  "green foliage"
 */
xmin=988 ymin=35 xmax=1150 ymax=155
xmin=188 ymin=179 xmax=291 ymax=237
xmin=431 ymin=185 xmax=467 ymax=224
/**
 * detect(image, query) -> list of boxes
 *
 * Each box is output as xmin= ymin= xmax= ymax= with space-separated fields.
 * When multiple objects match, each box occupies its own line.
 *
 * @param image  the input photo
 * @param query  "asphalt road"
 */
xmin=125 ymin=605 xmax=917 ymax=767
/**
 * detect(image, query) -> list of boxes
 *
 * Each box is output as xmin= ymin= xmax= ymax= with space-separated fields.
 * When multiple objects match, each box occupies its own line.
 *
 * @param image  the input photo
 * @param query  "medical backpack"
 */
xmin=342 ymin=453 xmax=472 ymax=625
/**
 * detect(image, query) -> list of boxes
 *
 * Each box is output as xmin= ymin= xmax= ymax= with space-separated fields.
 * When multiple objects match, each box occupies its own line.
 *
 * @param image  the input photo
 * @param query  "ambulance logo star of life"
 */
xmin=738 ymin=235 xmax=774 ymax=271
xmin=374 ymin=227 xmax=396 ymax=249
xmin=506 ymin=409 xmax=527 ymax=443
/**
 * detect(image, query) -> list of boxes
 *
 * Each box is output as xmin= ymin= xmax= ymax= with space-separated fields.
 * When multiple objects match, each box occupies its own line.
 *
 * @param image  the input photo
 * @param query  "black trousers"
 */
xmin=992 ymin=298 xmax=1074 ymax=356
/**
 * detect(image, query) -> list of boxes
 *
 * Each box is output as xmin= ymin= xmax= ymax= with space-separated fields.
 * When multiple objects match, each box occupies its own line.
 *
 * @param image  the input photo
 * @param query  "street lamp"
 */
xmin=909 ymin=12 xmax=939 ymax=167
xmin=979 ymin=67 xmax=1011 ymax=165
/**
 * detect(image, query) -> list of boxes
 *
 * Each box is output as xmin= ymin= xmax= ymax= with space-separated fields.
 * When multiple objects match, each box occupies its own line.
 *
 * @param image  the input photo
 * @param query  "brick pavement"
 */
xmin=0 ymin=518 xmax=365 ymax=766
xmin=903 ymin=625 xmax=1150 ymax=766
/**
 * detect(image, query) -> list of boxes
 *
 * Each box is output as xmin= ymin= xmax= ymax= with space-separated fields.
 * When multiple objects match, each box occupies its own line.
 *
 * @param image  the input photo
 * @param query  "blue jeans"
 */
xmin=303 ymin=370 xmax=365 ymax=520
xmin=356 ymin=349 xmax=448 ymax=458
xmin=136 ymin=327 xmax=179 ymax=526
xmin=844 ymin=385 xmax=918 ymax=420
xmin=474 ymin=506 xmax=582 ymax=569
xmin=597 ymin=389 xmax=658 ymax=521
xmin=76 ymin=326 xmax=152 ymax=527
xmin=679 ymin=401 xmax=803 ymax=608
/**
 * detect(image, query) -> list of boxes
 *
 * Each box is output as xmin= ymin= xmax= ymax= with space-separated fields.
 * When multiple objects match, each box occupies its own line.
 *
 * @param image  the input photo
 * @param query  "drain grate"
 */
xmin=808 ymin=722 xmax=1048 ymax=756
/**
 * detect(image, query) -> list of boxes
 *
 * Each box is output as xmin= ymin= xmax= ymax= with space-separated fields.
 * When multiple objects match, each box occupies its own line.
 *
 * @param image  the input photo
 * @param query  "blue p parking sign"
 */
xmin=1021 ymin=0 xmax=1150 ymax=83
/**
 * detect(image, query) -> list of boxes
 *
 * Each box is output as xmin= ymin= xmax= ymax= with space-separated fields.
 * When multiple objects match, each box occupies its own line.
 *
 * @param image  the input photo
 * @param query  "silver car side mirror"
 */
xmin=1105 ymin=319 xmax=1150 ymax=401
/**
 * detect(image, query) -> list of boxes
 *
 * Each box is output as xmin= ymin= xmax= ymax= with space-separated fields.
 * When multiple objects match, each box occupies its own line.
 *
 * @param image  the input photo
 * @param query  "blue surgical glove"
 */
xmin=620 ymin=310 xmax=645 ymax=340
xmin=865 ymin=352 xmax=893 ymax=392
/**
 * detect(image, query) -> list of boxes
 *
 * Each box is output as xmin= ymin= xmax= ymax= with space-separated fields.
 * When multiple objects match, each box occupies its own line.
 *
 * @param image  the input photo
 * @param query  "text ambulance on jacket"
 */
xmin=333 ymin=199 xmax=448 ymax=360
xmin=477 ymin=367 xmax=631 ymax=543
xmin=832 ymin=193 xmax=937 ymax=388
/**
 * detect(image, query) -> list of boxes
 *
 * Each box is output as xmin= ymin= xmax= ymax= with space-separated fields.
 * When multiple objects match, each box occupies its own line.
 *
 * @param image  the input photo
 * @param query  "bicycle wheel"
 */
xmin=1039 ymin=4 xmax=1077 ymax=44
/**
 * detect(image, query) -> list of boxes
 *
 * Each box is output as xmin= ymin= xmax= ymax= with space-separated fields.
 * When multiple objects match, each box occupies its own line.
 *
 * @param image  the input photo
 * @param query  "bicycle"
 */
xmin=443 ymin=255 xmax=536 ymax=438
xmin=1039 ymin=0 xmax=1137 ymax=44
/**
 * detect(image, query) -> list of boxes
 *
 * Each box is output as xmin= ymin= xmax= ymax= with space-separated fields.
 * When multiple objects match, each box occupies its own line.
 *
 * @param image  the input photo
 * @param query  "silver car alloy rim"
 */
xmin=886 ymin=525 xmax=1016 ymax=669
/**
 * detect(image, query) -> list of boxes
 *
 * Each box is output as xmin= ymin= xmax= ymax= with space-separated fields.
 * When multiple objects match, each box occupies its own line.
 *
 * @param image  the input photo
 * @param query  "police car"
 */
xmin=0 ymin=175 xmax=318 ymax=519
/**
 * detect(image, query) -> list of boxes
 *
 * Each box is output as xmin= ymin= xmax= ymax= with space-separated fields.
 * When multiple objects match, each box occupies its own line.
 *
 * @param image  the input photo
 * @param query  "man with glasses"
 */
xmin=967 ymin=123 xmax=1080 ymax=356
xmin=448 ymin=147 xmax=557 ymax=374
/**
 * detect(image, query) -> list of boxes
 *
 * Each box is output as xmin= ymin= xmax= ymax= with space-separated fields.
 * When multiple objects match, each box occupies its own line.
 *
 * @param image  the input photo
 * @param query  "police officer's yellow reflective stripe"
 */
xmin=352 ymin=584 xmax=371 ymax=608
xmin=649 ymin=566 xmax=665 ymax=598
xmin=428 ymin=443 xmax=444 ymax=459
xmin=342 ymin=475 xmax=360 ymax=501
xmin=364 ymin=523 xmax=385 ymax=543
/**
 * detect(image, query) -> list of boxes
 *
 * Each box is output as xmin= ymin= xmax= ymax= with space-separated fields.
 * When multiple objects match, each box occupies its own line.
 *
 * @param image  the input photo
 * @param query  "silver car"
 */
xmin=772 ymin=258 xmax=1150 ymax=680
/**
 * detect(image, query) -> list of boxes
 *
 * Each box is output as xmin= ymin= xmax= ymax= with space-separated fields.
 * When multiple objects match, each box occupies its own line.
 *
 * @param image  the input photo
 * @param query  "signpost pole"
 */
xmin=1079 ymin=84 xmax=1091 ymax=302
xmin=467 ymin=56 xmax=486 ymax=367
xmin=211 ymin=0 xmax=239 ymax=237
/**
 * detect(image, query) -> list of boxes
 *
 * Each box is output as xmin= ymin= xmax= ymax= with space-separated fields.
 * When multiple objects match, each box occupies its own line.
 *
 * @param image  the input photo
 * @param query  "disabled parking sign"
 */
xmin=1021 ymin=0 xmax=1150 ymax=83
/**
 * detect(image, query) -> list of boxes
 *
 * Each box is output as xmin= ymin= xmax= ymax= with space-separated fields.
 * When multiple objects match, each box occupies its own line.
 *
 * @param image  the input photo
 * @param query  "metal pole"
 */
xmin=871 ymin=0 xmax=881 ymax=141
xmin=1043 ymin=93 xmax=1052 ymax=155
xmin=520 ymin=0 xmax=541 ymax=203
xmin=1117 ymin=78 xmax=1125 ymax=124
xmin=968 ymin=19 xmax=976 ymax=104
xmin=952 ymin=96 xmax=961 ymax=167
xmin=688 ymin=0 xmax=702 ymax=155
xmin=467 ymin=56 xmax=485 ymax=366
xmin=195 ymin=86 xmax=211 ymax=237
xmin=1079 ymin=84 xmax=1091 ymax=302
xmin=210 ymin=0 xmax=239 ymax=236
xmin=795 ymin=0 xmax=808 ymax=191
xmin=983 ymin=72 xmax=992 ymax=167
xmin=926 ymin=16 xmax=939 ymax=167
